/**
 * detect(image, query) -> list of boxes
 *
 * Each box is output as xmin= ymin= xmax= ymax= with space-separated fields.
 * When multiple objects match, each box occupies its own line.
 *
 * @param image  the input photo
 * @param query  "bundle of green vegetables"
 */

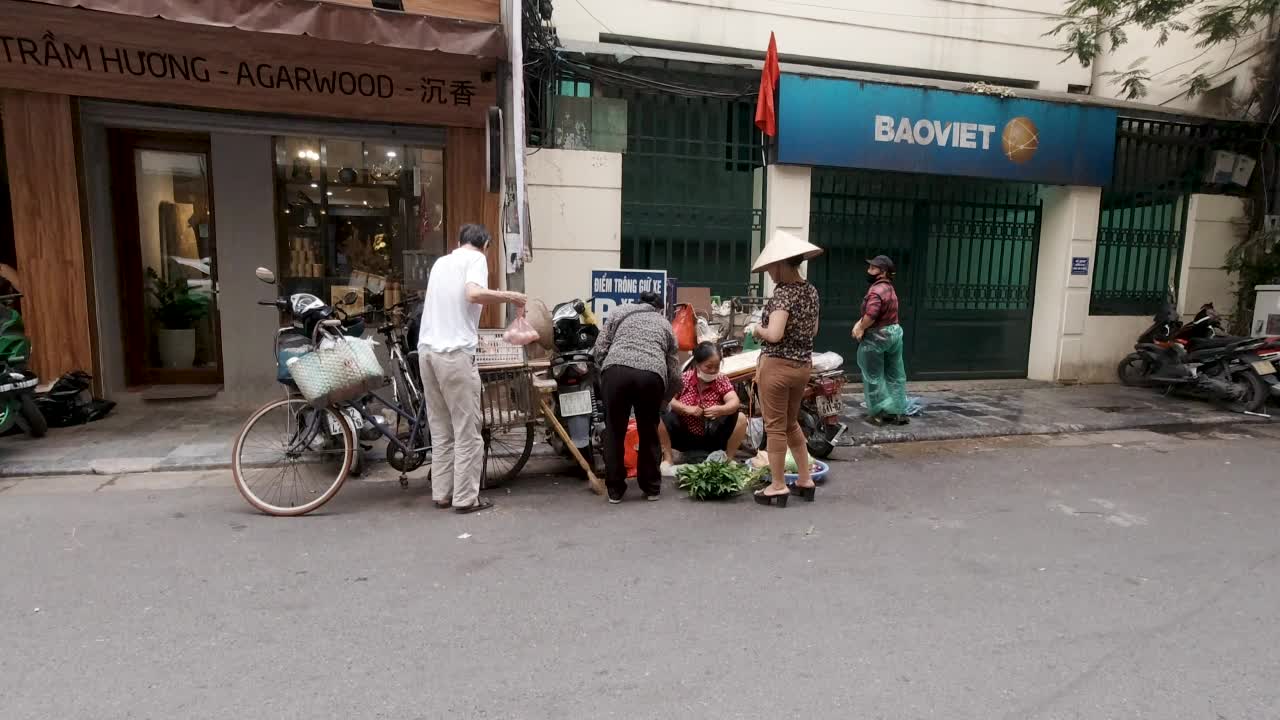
xmin=676 ymin=460 xmax=764 ymax=501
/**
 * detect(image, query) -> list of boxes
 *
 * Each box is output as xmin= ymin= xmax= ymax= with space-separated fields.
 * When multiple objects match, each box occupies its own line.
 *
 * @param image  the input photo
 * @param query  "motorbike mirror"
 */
xmin=342 ymin=291 xmax=359 ymax=306
xmin=255 ymin=267 xmax=276 ymax=285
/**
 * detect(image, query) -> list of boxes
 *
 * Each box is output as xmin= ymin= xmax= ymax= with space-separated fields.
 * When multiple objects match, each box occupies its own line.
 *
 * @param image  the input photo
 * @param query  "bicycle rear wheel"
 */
xmin=232 ymin=398 xmax=353 ymax=516
xmin=481 ymin=423 xmax=534 ymax=489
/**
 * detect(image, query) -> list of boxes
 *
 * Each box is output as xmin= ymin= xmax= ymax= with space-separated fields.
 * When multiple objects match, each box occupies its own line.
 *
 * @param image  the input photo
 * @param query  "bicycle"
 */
xmin=232 ymin=271 xmax=535 ymax=516
xmin=232 ymin=270 xmax=432 ymax=516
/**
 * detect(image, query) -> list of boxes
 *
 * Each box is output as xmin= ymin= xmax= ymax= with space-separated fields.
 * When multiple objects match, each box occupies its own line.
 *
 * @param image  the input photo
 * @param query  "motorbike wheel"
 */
xmin=1117 ymin=353 xmax=1155 ymax=387
xmin=18 ymin=394 xmax=47 ymax=438
xmin=349 ymin=449 xmax=366 ymax=477
xmin=800 ymin=409 xmax=834 ymax=459
xmin=1228 ymin=369 xmax=1269 ymax=414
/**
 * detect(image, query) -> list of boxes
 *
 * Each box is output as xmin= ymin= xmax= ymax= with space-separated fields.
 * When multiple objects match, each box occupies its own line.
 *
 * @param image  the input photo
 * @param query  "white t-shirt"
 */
xmin=418 ymin=246 xmax=490 ymax=353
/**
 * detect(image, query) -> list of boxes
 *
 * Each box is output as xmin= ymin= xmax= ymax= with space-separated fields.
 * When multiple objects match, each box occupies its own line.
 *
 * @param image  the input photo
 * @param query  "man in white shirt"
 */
xmin=418 ymin=224 xmax=526 ymax=513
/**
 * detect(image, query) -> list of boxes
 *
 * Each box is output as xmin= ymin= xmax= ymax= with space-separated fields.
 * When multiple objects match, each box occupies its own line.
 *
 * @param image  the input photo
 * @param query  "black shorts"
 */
xmin=662 ymin=410 xmax=736 ymax=453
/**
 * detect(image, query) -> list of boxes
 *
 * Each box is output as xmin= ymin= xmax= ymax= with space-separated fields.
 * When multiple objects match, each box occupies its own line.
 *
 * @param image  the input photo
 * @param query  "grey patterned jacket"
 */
xmin=593 ymin=302 xmax=683 ymax=402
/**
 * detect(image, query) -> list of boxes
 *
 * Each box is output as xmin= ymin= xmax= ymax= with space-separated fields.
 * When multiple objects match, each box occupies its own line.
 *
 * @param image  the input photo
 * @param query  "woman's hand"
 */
xmin=852 ymin=321 xmax=865 ymax=341
xmin=671 ymin=401 xmax=699 ymax=417
xmin=703 ymin=404 xmax=733 ymax=419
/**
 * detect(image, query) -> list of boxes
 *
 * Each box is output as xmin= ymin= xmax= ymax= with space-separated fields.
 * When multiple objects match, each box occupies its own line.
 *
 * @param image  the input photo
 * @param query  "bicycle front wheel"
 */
xmin=232 ymin=398 xmax=353 ymax=516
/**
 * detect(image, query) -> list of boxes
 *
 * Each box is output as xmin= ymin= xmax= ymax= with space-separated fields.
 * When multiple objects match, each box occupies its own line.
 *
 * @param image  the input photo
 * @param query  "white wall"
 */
xmin=1092 ymin=16 xmax=1272 ymax=114
xmin=1178 ymin=194 xmax=1246 ymax=318
xmin=1065 ymin=194 xmax=1247 ymax=384
xmin=760 ymin=163 xmax=812 ymax=293
xmin=1075 ymin=315 xmax=1152 ymax=383
xmin=554 ymin=0 xmax=1090 ymax=91
xmin=1028 ymin=185 xmax=1101 ymax=382
xmin=524 ymin=148 xmax=623 ymax=306
xmin=209 ymin=133 xmax=281 ymax=406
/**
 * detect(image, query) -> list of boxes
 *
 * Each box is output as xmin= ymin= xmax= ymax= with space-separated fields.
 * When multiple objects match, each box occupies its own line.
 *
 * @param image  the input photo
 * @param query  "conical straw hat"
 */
xmin=751 ymin=230 xmax=824 ymax=273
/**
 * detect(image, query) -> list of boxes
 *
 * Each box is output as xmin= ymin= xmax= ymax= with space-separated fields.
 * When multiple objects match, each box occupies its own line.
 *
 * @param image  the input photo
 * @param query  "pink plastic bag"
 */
xmin=503 ymin=310 xmax=540 ymax=346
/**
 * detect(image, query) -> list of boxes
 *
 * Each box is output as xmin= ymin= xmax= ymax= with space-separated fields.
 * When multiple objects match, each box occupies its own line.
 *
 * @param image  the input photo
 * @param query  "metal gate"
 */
xmin=606 ymin=90 xmax=761 ymax=296
xmin=809 ymin=169 xmax=1042 ymax=380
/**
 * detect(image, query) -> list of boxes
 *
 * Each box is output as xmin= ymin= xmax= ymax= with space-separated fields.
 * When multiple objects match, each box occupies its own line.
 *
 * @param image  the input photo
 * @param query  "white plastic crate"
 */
xmin=476 ymin=330 xmax=526 ymax=366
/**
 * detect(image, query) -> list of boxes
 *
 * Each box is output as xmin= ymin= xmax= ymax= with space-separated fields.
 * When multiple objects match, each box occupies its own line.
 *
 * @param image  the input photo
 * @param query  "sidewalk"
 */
xmin=0 ymin=383 xmax=1266 ymax=478
xmin=836 ymin=382 xmax=1261 ymax=446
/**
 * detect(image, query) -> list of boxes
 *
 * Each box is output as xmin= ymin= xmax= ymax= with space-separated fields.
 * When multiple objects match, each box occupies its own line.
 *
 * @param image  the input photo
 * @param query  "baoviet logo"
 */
xmin=873 ymin=114 xmax=1040 ymax=164
xmin=1001 ymin=117 xmax=1039 ymax=164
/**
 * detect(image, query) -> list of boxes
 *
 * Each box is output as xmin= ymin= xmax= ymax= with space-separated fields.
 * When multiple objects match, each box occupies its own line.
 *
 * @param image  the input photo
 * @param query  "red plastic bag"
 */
xmin=672 ymin=304 xmax=696 ymax=351
xmin=623 ymin=418 xmax=639 ymax=479
xmin=503 ymin=309 xmax=540 ymax=346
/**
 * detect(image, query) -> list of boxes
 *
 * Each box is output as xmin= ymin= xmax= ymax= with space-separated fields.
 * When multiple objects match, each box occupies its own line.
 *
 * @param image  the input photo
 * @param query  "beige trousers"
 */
xmin=419 ymin=349 xmax=484 ymax=507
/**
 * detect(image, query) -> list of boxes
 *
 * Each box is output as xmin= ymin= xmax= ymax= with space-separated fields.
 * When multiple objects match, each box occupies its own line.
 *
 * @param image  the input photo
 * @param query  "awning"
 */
xmin=22 ymin=0 xmax=507 ymax=58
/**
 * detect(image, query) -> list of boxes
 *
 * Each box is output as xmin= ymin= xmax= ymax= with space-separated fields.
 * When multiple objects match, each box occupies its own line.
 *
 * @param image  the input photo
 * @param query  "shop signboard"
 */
xmin=591 ymin=269 xmax=667 ymax=326
xmin=777 ymin=75 xmax=1118 ymax=187
xmin=0 ymin=1 xmax=495 ymax=127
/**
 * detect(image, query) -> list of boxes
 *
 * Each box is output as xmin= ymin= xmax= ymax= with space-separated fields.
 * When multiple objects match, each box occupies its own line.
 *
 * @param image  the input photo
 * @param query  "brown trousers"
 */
xmin=757 ymin=354 xmax=810 ymax=452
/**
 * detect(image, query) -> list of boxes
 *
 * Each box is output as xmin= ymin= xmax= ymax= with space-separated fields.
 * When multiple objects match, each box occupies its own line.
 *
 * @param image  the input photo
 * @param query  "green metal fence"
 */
xmin=810 ymin=169 xmax=1041 ymax=379
xmin=1090 ymin=193 xmax=1188 ymax=315
xmin=1089 ymin=117 xmax=1252 ymax=316
xmin=603 ymin=89 xmax=762 ymax=296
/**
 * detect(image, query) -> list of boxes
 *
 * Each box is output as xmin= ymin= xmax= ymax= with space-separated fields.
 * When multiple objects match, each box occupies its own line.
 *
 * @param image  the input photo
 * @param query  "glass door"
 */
xmin=109 ymin=131 xmax=222 ymax=386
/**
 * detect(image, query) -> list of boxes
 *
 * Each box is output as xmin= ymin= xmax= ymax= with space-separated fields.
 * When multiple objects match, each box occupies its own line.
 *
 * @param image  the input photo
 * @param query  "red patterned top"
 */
xmin=673 ymin=369 xmax=735 ymax=435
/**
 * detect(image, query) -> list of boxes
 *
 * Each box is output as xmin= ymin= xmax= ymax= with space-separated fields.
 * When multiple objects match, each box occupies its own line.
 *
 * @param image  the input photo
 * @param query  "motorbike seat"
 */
xmin=1186 ymin=335 xmax=1242 ymax=351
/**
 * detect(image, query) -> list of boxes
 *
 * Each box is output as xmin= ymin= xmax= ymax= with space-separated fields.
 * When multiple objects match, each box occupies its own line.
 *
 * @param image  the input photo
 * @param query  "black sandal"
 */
xmin=753 ymin=488 xmax=790 ymax=508
xmin=791 ymin=484 xmax=817 ymax=502
xmin=454 ymin=499 xmax=494 ymax=514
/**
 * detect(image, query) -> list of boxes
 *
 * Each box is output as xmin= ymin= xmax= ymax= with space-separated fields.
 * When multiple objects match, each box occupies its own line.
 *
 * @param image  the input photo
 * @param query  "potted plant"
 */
xmin=145 ymin=267 xmax=210 ymax=369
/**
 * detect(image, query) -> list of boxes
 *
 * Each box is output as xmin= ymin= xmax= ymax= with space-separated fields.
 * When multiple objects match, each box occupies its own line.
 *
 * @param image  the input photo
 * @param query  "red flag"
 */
xmin=754 ymin=32 xmax=781 ymax=137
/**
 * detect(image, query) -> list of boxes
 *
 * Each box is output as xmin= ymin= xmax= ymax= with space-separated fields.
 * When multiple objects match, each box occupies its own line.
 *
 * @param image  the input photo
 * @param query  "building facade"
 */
xmin=521 ymin=0 xmax=1271 ymax=382
xmin=0 ymin=0 xmax=514 ymax=403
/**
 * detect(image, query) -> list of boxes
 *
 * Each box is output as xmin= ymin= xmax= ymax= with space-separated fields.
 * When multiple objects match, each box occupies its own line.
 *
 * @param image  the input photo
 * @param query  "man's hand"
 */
xmin=506 ymin=291 xmax=527 ymax=308
xmin=852 ymin=321 xmax=865 ymax=341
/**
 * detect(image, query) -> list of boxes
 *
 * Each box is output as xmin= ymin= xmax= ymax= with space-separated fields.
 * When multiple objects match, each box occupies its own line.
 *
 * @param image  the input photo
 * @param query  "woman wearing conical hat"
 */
xmin=744 ymin=232 xmax=823 ymax=508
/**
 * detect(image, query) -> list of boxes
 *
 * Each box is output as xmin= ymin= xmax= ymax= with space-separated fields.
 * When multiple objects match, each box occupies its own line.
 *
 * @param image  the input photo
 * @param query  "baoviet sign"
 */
xmin=0 ymin=1 xmax=496 ymax=127
xmin=777 ymin=74 xmax=1118 ymax=187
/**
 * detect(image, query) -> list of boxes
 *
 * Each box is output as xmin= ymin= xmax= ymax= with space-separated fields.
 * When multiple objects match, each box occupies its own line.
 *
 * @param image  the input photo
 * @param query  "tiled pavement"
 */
xmin=837 ymin=383 xmax=1258 ymax=446
xmin=0 ymin=383 xmax=1267 ymax=477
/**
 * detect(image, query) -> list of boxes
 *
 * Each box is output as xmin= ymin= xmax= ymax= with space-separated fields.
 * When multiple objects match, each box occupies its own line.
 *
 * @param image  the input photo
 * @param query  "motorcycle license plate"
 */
xmin=326 ymin=408 xmax=366 ymax=435
xmin=1252 ymin=360 xmax=1277 ymax=376
xmin=559 ymin=389 xmax=593 ymax=417
xmin=816 ymin=394 xmax=843 ymax=419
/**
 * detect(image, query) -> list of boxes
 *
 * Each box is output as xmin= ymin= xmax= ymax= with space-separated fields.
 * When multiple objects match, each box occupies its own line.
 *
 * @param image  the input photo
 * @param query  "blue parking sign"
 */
xmin=591 ymin=269 xmax=668 ymax=325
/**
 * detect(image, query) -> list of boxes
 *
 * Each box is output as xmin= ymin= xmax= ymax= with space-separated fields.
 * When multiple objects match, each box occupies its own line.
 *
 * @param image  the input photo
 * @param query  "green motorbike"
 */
xmin=0 ymin=294 xmax=47 ymax=438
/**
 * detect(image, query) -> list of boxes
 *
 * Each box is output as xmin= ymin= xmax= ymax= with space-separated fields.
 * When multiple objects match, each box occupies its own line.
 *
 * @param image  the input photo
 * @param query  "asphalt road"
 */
xmin=2 ymin=425 xmax=1279 ymax=720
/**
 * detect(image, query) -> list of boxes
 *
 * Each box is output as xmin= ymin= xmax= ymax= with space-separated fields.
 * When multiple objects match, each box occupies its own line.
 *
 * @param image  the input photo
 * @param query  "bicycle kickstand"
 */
xmin=399 ymin=473 xmax=409 ymax=489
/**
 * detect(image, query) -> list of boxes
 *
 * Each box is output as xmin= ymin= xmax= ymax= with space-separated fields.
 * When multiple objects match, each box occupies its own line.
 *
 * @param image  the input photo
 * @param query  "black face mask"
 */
xmin=866 ymin=270 xmax=880 ymax=284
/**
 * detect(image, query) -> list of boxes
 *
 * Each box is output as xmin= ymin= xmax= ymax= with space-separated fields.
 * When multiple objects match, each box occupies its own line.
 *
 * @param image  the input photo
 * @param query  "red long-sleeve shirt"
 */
xmin=862 ymin=279 xmax=900 ymax=330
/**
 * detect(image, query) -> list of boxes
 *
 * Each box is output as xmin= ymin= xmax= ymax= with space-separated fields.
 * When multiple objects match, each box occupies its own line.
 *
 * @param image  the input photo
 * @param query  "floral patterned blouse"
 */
xmin=760 ymin=281 xmax=819 ymax=363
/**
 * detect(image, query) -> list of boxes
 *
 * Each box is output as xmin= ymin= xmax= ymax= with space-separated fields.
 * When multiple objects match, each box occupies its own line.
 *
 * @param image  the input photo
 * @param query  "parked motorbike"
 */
xmin=1118 ymin=301 xmax=1278 ymax=412
xmin=545 ymin=299 xmax=604 ymax=464
xmin=799 ymin=362 xmax=846 ymax=459
xmin=255 ymin=269 xmax=386 ymax=474
xmin=0 ymin=293 xmax=46 ymax=438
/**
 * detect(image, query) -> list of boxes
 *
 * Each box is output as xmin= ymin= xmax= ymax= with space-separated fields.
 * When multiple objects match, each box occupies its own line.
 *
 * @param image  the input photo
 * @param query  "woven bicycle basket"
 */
xmin=286 ymin=337 xmax=385 ymax=405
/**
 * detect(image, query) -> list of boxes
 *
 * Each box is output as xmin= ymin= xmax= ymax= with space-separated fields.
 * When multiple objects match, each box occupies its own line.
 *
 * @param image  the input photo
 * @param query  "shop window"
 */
xmin=274 ymin=136 xmax=445 ymax=315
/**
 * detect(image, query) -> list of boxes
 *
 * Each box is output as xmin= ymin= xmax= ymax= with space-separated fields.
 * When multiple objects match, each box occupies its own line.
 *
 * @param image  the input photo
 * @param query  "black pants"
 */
xmin=601 ymin=365 xmax=664 ymax=499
